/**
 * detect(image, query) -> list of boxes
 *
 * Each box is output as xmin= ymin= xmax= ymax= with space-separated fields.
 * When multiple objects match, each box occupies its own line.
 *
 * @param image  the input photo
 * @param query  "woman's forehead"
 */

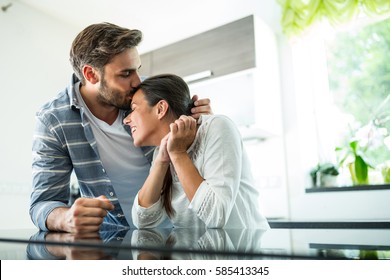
xmin=131 ymin=89 xmax=146 ymax=104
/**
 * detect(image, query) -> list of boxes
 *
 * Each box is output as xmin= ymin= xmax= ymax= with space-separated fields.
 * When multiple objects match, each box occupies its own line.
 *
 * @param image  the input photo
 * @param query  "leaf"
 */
xmin=349 ymin=140 xmax=358 ymax=154
xmin=356 ymin=151 xmax=375 ymax=168
xmin=355 ymin=155 xmax=368 ymax=184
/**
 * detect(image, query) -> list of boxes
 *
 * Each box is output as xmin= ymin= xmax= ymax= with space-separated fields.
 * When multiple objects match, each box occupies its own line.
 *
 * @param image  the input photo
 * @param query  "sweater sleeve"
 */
xmin=132 ymin=193 xmax=167 ymax=228
xmin=188 ymin=115 xmax=243 ymax=228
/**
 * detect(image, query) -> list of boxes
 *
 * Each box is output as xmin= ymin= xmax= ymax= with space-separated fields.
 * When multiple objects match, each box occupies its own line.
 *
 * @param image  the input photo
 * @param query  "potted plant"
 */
xmin=310 ymin=163 xmax=339 ymax=187
xmin=335 ymin=94 xmax=390 ymax=185
xmin=335 ymin=115 xmax=390 ymax=185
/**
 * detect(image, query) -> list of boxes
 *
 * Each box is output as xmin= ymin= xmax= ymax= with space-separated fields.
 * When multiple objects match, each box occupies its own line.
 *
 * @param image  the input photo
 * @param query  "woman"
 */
xmin=123 ymin=74 xmax=269 ymax=229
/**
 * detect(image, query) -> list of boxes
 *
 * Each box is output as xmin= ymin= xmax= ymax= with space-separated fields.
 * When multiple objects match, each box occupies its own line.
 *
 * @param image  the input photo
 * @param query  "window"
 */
xmin=326 ymin=16 xmax=390 ymax=172
xmin=291 ymin=15 xmax=390 ymax=187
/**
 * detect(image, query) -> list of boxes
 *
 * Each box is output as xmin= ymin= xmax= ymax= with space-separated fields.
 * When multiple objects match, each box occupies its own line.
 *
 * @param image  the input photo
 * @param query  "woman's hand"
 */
xmin=167 ymin=115 xmax=197 ymax=157
xmin=166 ymin=115 xmax=203 ymax=202
xmin=155 ymin=133 xmax=171 ymax=164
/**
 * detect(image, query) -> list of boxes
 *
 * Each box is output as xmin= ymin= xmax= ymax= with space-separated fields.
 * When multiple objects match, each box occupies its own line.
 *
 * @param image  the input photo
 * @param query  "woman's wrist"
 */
xmin=153 ymin=160 xmax=170 ymax=168
xmin=168 ymin=151 xmax=188 ymax=163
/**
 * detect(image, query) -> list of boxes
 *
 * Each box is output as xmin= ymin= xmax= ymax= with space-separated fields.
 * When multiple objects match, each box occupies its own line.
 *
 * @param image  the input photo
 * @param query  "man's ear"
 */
xmin=82 ymin=65 xmax=100 ymax=84
xmin=156 ymin=100 xmax=169 ymax=120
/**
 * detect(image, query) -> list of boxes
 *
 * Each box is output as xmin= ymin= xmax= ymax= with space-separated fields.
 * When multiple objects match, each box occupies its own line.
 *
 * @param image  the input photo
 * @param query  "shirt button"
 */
xmin=117 ymin=213 xmax=123 ymax=217
xmin=102 ymin=168 xmax=106 ymax=173
xmin=109 ymin=192 xmax=114 ymax=196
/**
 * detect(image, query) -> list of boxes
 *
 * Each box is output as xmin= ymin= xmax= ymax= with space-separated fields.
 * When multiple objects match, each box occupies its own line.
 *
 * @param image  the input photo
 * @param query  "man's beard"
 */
xmin=97 ymin=77 xmax=132 ymax=110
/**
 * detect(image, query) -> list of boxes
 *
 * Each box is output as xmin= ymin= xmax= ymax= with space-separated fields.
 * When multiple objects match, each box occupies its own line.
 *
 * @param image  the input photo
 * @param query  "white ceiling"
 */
xmin=15 ymin=0 xmax=281 ymax=53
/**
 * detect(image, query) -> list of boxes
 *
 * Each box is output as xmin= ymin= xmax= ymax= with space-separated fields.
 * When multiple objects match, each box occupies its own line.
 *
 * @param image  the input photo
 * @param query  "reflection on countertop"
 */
xmin=0 ymin=226 xmax=389 ymax=260
xmin=26 ymin=227 xmax=267 ymax=260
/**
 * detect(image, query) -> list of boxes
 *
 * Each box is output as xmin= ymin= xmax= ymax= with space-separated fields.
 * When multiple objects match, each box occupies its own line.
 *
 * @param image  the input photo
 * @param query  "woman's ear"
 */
xmin=156 ymin=100 xmax=169 ymax=120
xmin=83 ymin=65 xmax=100 ymax=84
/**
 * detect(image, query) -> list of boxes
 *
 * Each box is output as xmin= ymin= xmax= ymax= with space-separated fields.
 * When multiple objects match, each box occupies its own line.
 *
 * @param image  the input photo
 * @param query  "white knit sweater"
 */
xmin=132 ymin=115 xmax=269 ymax=229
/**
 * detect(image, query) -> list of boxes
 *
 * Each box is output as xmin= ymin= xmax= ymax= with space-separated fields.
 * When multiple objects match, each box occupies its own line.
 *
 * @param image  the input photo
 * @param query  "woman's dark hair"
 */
xmin=70 ymin=22 xmax=142 ymax=85
xmin=137 ymin=74 xmax=195 ymax=217
xmin=137 ymin=74 xmax=194 ymax=118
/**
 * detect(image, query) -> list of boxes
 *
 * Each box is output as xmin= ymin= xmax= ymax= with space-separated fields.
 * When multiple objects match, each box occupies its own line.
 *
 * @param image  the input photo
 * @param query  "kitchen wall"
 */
xmin=0 ymin=2 xmax=76 ymax=229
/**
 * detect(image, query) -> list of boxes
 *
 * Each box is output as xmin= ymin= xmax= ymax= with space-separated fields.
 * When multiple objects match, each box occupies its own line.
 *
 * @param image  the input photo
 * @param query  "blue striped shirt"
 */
xmin=30 ymin=74 xmax=154 ymax=231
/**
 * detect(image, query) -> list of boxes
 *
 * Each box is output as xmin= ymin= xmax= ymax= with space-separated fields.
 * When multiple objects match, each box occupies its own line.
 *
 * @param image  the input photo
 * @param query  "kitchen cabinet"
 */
xmin=139 ymin=15 xmax=256 ymax=81
xmin=139 ymin=52 xmax=152 ymax=79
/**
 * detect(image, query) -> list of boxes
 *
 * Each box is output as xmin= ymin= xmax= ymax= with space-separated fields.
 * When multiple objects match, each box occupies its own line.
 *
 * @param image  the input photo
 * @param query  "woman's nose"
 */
xmin=123 ymin=114 xmax=132 ymax=125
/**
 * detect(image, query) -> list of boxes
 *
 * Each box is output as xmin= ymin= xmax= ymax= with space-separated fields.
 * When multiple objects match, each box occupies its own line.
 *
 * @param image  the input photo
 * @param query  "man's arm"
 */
xmin=31 ymin=116 xmax=113 ymax=233
xmin=30 ymin=116 xmax=74 ymax=231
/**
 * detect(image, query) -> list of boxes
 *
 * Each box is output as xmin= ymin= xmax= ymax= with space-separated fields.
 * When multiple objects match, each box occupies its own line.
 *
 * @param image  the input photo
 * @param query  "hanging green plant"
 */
xmin=277 ymin=0 xmax=390 ymax=37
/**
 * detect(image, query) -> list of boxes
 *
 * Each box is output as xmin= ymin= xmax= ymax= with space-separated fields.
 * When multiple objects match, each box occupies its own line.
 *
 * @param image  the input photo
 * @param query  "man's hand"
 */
xmin=45 ymin=231 xmax=111 ymax=260
xmin=191 ymin=95 xmax=212 ymax=119
xmin=47 ymin=195 xmax=114 ymax=233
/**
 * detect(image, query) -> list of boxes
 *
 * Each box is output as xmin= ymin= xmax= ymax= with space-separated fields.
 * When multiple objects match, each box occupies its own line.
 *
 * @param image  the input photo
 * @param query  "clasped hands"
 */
xmin=156 ymin=115 xmax=197 ymax=164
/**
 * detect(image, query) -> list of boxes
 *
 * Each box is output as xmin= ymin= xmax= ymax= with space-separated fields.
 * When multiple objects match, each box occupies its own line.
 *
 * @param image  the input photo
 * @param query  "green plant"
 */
xmin=277 ymin=0 xmax=390 ymax=37
xmin=310 ymin=163 xmax=339 ymax=187
xmin=381 ymin=163 xmax=390 ymax=183
xmin=336 ymin=140 xmax=374 ymax=185
xmin=335 ymin=94 xmax=390 ymax=185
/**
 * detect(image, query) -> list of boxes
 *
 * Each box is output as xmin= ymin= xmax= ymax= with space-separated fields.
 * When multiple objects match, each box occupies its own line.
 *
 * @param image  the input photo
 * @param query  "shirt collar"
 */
xmin=68 ymin=73 xmax=81 ymax=110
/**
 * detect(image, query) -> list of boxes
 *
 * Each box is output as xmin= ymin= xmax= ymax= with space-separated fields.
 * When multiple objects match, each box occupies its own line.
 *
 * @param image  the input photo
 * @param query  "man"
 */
xmin=30 ymin=22 xmax=211 ymax=233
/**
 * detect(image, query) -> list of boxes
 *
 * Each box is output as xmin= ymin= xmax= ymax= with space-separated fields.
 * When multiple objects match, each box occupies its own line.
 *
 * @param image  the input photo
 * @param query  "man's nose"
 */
xmin=131 ymin=73 xmax=141 ymax=88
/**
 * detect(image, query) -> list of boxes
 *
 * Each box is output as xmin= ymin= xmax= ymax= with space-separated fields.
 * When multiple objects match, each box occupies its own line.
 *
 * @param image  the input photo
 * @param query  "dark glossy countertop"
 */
xmin=1 ymin=223 xmax=389 ymax=260
xmin=268 ymin=219 xmax=390 ymax=229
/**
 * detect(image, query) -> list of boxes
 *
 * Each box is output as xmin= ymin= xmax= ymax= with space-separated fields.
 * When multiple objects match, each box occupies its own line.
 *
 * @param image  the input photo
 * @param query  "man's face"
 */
xmin=97 ymin=48 xmax=141 ymax=110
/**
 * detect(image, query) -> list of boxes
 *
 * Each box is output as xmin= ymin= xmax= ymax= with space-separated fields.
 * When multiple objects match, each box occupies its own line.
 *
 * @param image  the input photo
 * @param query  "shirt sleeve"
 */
xmin=188 ymin=116 xmax=244 ymax=228
xmin=30 ymin=114 xmax=72 ymax=231
xmin=132 ymin=193 xmax=167 ymax=229
xmin=26 ymin=231 xmax=60 ymax=260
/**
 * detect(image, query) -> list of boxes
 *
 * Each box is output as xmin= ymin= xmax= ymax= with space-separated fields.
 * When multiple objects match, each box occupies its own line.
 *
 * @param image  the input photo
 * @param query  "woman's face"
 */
xmin=123 ymin=90 xmax=161 ymax=147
